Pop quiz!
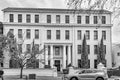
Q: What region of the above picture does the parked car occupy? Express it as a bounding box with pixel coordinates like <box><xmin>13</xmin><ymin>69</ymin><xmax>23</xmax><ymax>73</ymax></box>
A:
<box><xmin>107</xmin><ymin>66</ymin><xmax>120</xmax><ymax>78</ymax></box>
<box><xmin>64</xmin><ymin>69</ymin><xmax>108</xmax><ymax>80</ymax></box>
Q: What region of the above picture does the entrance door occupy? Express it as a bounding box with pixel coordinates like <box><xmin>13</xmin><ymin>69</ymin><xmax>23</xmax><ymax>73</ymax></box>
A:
<box><xmin>54</xmin><ymin>60</ymin><xmax>60</xmax><ymax>71</ymax></box>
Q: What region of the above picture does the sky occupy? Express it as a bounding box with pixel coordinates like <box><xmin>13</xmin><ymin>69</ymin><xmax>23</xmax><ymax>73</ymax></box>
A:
<box><xmin>0</xmin><ymin>0</ymin><xmax>119</xmax><ymax>44</ymax></box>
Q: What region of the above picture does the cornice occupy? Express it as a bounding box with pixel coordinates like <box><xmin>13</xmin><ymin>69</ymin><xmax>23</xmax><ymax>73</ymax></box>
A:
<box><xmin>3</xmin><ymin>22</ymin><xmax>113</xmax><ymax>27</ymax></box>
<box><xmin>2</xmin><ymin>7</ymin><xmax>112</xmax><ymax>14</ymax></box>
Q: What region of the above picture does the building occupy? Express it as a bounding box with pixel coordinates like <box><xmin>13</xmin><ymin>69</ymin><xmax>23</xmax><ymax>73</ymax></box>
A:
<box><xmin>112</xmin><ymin>43</ymin><xmax>120</xmax><ymax>67</ymax></box>
<box><xmin>2</xmin><ymin>7</ymin><xmax>112</xmax><ymax>71</ymax></box>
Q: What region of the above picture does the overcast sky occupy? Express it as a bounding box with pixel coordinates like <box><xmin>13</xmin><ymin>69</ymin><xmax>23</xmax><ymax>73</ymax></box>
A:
<box><xmin>0</xmin><ymin>0</ymin><xmax>119</xmax><ymax>44</ymax></box>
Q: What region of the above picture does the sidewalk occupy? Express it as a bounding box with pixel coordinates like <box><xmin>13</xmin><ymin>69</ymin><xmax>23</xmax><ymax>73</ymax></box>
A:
<box><xmin>3</xmin><ymin>75</ymin><xmax>62</xmax><ymax>80</ymax></box>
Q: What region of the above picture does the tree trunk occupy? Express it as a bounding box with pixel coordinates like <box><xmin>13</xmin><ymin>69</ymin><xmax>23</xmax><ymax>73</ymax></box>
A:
<box><xmin>20</xmin><ymin>67</ymin><xmax>23</xmax><ymax>78</ymax></box>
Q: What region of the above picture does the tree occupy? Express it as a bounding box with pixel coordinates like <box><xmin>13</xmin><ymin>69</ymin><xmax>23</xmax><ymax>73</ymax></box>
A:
<box><xmin>97</xmin><ymin>36</ymin><xmax>106</xmax><ymax>66</ymax></box>
<box><xmin>81</xmin><ymin>34</ymin><xmax>89</xmax><ymax>68</ymax></box>
<box><xmin>6</xmin><ymin>30</ymin><xmax>45</xmax><ymax>78</ymax></box>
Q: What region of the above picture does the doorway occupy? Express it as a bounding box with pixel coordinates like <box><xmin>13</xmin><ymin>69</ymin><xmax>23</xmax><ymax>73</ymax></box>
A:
<box><xmin>54</xmin><ymin>60</ymin><xmax>61</xmax><ymax>71</ymax></box>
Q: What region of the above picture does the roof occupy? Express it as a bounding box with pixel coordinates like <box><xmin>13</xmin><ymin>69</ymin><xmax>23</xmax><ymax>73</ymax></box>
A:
<box><xmin>2</xmin><ymin>7</ymin><xmax>112</xmax><ymax>14</ymax></box>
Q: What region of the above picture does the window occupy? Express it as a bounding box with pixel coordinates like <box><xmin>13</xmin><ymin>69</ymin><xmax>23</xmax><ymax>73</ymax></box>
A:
<box><xmin>65</xmin><ymin>30</ymin><xmax>69</xmax><ymax>40</ymax></box>
<box><xmin>26</xmin><ymin>44</ymin><xmax>31</xmax><ymax>53</ymax></box>
<box><xmin>18</xmin><ymin>44</ymin><xmax>22</xmax><ymax>53</ymax></box>
<box><xmin>102</xmin><ymin>16</ymin><xmax>106</xmax><ymax>24</ymax></box>
<box><xmin>55</xmin><ymin>47</ymin><xmax>60</xmax><ymax>56</ymax></box>
<box><xmin>35</xmin><ymin>15</ymin><xmax>39</xmax><ymax>23</ymax></box>
<box><xmin>87</xmin><ymin>45</ymin><xmax>90</xmax><ymax>54</ymax></box>
<box><xmin>88</xmin><ymin>59</ymin><xmax>90</xmax><ymax>68</ymax></box>
<box><xmin>94</xmin><ymin>31</ymin><xmax>98</xmax><ymax>40</ymax></box>
<box><xmin>103</xmin><ymin>45</ymin><xmax>106</xmax><ymax>54</ymax></box>
<box><xmin>86</xmin><ymin>30</ymin><xmax>90</xmax><ymax>40</ymax></box>
<box><xmin>35</xmin><ymin>29</ymin><xmax>39</xmax><ymax>39</ymax></box>
<box><xmin>48</xmin><ymin>46</ymin><xmax>50</xmax><ymax>55</ymax></box>
<box><xmin>94</xmin><ymin>16</ymin><xmax>98</xmax><ymax>24</ymax></box>
<box><xmin>34</xmin><ymin>44</ymin><xmax>39</xmax><ymax>54</ymax></box>
<box><xmin>47</xmin><ymin>15</ymin><xmax>51</xmax><ymax>23</ymax></box>
<box><xmin>18</xmin><ymin>14</ymin><xmax>22</xmax><ymax>23</ymax></box>
<box><xmin>94</xmin><ymin>45</ymin><xmax>98</xmax><ymax>54</ymax></box>
<box><xmin>26</xmin><ymin>14</ymin><xmax>31</xmax><ymax>23</ymax></box>
<box><xmin>94</xmin><ymin>59</ymin><xmax>97</xmax><ymax>68</ymax></box>
<box><xmin>65</xmin><ymin>15</ymin><xmax>70</xmax><ymax>23</ymax></box>
<box><xmin>77</xmin><ymin>15</ymin><xmax>81</xmax><ymax>24</ymax></box>
<box><xmin>78</xmin><ymin>59</ymin><xmax>81</xmax><ymax>68</ymax></box>
<box><xmin>56</xmin><ymin>15</ymin><xmax>60</xmax><ymax>23</ymax></box>
<box><xmin>47</xmin><ymin>30</ymin><xmax>51</xmax><ymax>39</ymax></box>
<box><xmin>9</xmin><ymin>14</ymin><xmax>14</xmax><ymax>22</ymax></box>
<box><xmin>9</xmin><ymin>29</ymin><xmax>14</xmax><ymax>34</ymax></box>
<box><xmin>26</xmin><ymin>59</ymin><xmax>39</xmax><ymax>68</ymax></box>
<box><xmin>56</xmin><ymin>30</ymin><xmax>60</xmax><ymax>40</ymax></box>
<box><xmin>86</xmin><ymin>16</ymin><xmax>89</xmax><ymax>24</ymax></box>
<box><xmin>77</xmin><ymin>30</ymin><xmax>82</xmax><ymax>40</ymax></box>
<box><xmin>117</xmin><ymin>52</ymin><xmax>120</xmax><ymax>56</ymax></box>
<box><xmin>48</xmin><ymin>60</ymin><xmax>50</xmax><ymax>66</ymax></box>
<box><xmin>102</xmin><ymin>31</ymin><xmax>106</xmax><ymax>40</ymax></box>
<box><xmin>26</xmin><ymin>29</ymin><xmax>31</xmax><ymax>39</ymax></box>
<box><xmin>78</xmin><ymin>45</ymin><xmax>82</xmax><ymax>54</ymax></box>
<box><xmin>18</xmin><ymin>29</ymin><xmax>22</xmax><ymax>38</ymax></box>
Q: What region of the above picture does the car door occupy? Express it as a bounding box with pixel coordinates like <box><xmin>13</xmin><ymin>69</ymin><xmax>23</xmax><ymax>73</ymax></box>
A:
<box><xmin>78</xmin><ymin>70</ymin><xmax>96</xmax><ymax>80</ymax></box>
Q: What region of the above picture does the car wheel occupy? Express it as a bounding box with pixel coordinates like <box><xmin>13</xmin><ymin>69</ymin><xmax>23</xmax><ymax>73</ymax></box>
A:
<box><xmin>96</xmin><ymin>77</ymin><xmax>104</xmax><ymax>80</ymax></box>
<box><xmin>70</xmin><ymin>77</ymin><xmax>78</xmax><ymax>80</ymax></box>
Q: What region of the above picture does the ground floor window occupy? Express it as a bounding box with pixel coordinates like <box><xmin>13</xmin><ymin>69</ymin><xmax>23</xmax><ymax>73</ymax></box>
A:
<box><xmin>78</xmin><ymin>59</ymin><xmax>81</xmax><ymax>68</ymax></box>
<box><xmin>26</xmin><ymin>59</ymin><xmax>39</xmax><ymax>68</ymax></box>
<box><xmin>9</xmin><ymin>59</ymin><xmax>20</xmax><ymax>68</ymax></box>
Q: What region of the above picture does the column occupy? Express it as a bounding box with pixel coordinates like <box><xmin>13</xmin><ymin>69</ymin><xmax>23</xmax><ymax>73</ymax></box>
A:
<box><xmin>50</xmin><ymin>45</ymin><xmax>54</xmax><ymax>68</ymax></box>
<box><xmin>45</xmin><ymin>45</ymin><xmax>48</xmax><ymax>65</ymax></box>
<box><xmin>63</xmin><ymin>45</ymin><xmax>66</xmax><ymax>69</ymax></box>
<box><xmin>68</xmin><ymin>45</ymin><xmax>71</xmax><ymax>65</ymax></box>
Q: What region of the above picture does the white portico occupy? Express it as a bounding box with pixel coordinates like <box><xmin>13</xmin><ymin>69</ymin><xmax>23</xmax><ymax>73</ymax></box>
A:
<box><xmin>44</xmin><ymin>43</ymin><xmax>72</xmax><ymax>71</ymax></box>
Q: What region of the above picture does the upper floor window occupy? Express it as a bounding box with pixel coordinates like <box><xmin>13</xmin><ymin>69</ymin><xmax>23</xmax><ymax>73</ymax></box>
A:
<box><xmin>26</xmin><ymin>29</ymin><xmax>31</xmax><ymax>39</ymax></box>
<box><xmin>56</xmin><ymin>15</ymin><xmax>60</xmax><ymax>23</ymax></box>
<box><xmin>18</xmin><ymin>29</ymin><xmax>22</xmax><ymax>38</ymax></box>
<box><xmin>102</xmin><ymin>31</ymin><xmax>106</xmax><ymax>40</ymax></box>
<box><xmin>26</xmin><ymin>14</ymin><xmax>31</xmax><ymax>23</ymax></box>
<box><xmin>86</xmin><ymin>16</ymin><xmax>89</xmax><ymax>24</ymax></box>
<box><xmin>94</xmin><ymin>30</ymin><xmax>98</xmax><ymax>40</ymax></box>
<box><xmin>102</xmin><ymin>16</ymin><xmax>106</xmax><ymax>24</ymax></box>
<box><xmin>86</xmin><ymin>30</ymin><xmax>90</xmax><ymax>40</ymax></box>
<box><xmin>9</xmin><ymin>14</ymin><xmax>14</xmax><ymax>22</ymax></box>
<box><xmin>35</xmin><ymin>15</ymin><xmax>39</xmax><ymax>23</ymax></box>
<box><xmin>18</xmin><ymin>14</ymin><xmax>22</xmax><ymax>23</ymax></box>
<box><xmin>77</xmin><ymin>30</ymin><xmax>82</xmax><ymax>40</ymax></box>
<box><xmin>77</xmin><ymin>15</ymin><xmax>81</xmax><ymax>24</ymax></box>
<box><xmin>65</xmin><ymin>15</ymin><xmax>70</xmax><ymax>23</ymax></box>
<box><xmin>47</xmin><ymin>30</ymin><xmax>51</xmax><ymax>40</ymax></box>
<box><xmin>94</xmin><ymin>16</ymin><xmax>98</xmax><ymax>24</ymax></box>
<box><xmin>78</xmin><ymin>45</ymin><xmax>82</xmax><ymax>54</ymax></box>
<box><xmin>35</xmin><ymin>29</ymin><xmax>39</xmax><ymax>39</ymax></box>
<box><xmin>56</xmin><ymin>30</ymin><xmax>60</xmax><ymax>40</ymax></box>
<box><xmin>65</xmin><ymin>30</ymin><xmax>69</xmax><ymax>40</ymax></box>
<box><xmin>47</xmin><ymin>15</ymin><xmax>51</xmax><ymax>23</ymax></box>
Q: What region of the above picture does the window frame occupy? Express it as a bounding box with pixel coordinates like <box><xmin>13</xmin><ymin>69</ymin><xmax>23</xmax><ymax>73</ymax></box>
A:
<box><xmin>35</xmin><ymin>29</ymin><xmax>39</xmax><ymax>39</ymax></box>
<box><xmin>65</xmin><ymin>30</ymin><xmax>70</xmax><ymax>40</ymax></box>
<box><xmin>9</xmin><ymin>14</ymin><xmax>14</xmax><ymax>22</ymax></box>
<box><xmin>26</xmin><ymin>14</ymin><xmax>31</xmax><ymax>23</ymax></box>
<box><xmin>18</xmin><ymin>14</ymin><xmax>22</xmax><ymax>23</ymax></box>
<box><xmin>26</xmin><ymin>29</ymin><xmax>31</xmax><ymax>39</ymax></box>
<box><xmin>56</xmin><ymin>30</ymin><xmax>60</xmax><ymax>40</ymax></box>
<box><xmin>47</xmin><ymin>15</ymin><xmax>51</xmax><ymax>23</ymax></box>
<box><xmin>65</xmin><ymin>15</ymin><xmax>70</xmax><ymax>23</ymax></box>
<box><xmin>35</xmin><ymin>15</ymin><xmax>39</xmax><ymax>23</ymax></box>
